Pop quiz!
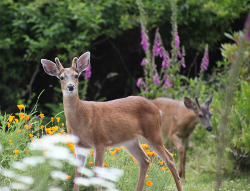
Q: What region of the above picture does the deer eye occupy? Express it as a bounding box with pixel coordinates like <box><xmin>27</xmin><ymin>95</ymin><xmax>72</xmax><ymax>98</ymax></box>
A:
<box><xmin>198</xmin><ymin>114</ymin><xmax>203</xmax><ymax>118</ymax></box>
<box><xmin>60</xmin><ymin>76</ymin><xmax>64</xmax><ymax>80</ymax></box>
<box><xmin>75</xmin><ymin>74</ymin><xmax>79</xmax><ymax>79</ymax></box>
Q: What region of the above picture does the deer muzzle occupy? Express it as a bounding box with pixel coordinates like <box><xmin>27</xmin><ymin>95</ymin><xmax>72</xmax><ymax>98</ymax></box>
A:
<box><xmin>67</xmin><ymin>84</ymin><xmax>75</xmax><ymax>92</ymax></box>
<box><xmin>206</xmin><ymin>126</ymin><xmax>212</xmax><ymax>132</ymax></box>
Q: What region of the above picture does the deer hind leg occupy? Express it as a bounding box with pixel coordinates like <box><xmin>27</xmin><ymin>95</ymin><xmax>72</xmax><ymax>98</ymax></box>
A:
<box><xmin>124</xmin><ymin>139</ymin><xmax>150</xmax><ymax>191</ymax></box>
<box><xmin>73</xmin><ymin>146</ymin><xmax>87</xmax><ymax>191</ymax></box>
<box><xmin>169</xmin><ymin>134</ymin><xmax>185</xmax><ymax>179</ymax></box>
<box><xmin>146</xmin><ymin>137</ymin><xmax>183</xmax><ymax>191</ymax></box>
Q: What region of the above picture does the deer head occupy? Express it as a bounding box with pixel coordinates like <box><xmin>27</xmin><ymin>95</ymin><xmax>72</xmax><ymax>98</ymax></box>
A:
<box><xmin>41</xmin><ymin>52</ymin><xmax>90</xmax><ymax>96</ymax></box>
<box><xmin>184</xmin><ymin>93</ymin><xmax>214</xmax><ymax>132</ymax></box>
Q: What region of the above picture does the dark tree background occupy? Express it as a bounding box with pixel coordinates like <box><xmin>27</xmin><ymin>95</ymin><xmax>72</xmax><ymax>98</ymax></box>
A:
<box><xmin>0</xmin><ymin>0</ymin><xmax>248</xmax><ymax>114</ymax></box>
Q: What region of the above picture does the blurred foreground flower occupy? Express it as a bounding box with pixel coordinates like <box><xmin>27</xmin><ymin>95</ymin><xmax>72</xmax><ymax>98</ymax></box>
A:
<box><xmin>0</xmin><ymin>135</ymin><xmax>123</xmax><ymax>191</ymax></box>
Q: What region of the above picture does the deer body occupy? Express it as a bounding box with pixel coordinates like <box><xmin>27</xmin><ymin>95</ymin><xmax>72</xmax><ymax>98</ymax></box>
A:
<box><xmin>64</xmin><ymin>95</ymin><xmax>161</xmax><ymax>148</ymax></box>
<box><xmin>41</xmin><ymin>52</ymin><xmax>183</xmax><ymax>191</ymax></box>
<box><xmin>152</xmin><ymin>95</ymin><xmax>213</xmax><ymax>179</ymax></box>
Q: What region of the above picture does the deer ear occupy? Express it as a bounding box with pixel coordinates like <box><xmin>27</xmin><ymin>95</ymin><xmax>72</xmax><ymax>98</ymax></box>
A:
<box><xmin>76</xmin><ymin>52</ymin><xmax>90</xmax><ymax>74</ymax></box>
<box><xmin>184</xmin><ymin>97</ymin><xmax>197</xmax><ymax>110</ymax></box>
<box><xmin>204</xmin><ymin>93</ymin><xmax>214</xmax><ymax>108</ymax></box>
<box><xmin>41</xmin><ymin>59</ymin><xmax>60</xmax><ymax>77</ymax></box>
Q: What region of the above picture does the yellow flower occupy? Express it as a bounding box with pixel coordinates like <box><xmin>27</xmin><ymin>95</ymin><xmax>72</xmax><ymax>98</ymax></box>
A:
<box><xmin>146</xmin><ymin>180</ymin><xmax>153</xmax><ymax>187</ymax></box>
<box><xmin>40</xmin><ymin>113</ymin><xmax>44</xmax><ymax>118</ymax></box>
<box><xmin>146</xmin><ymin>174</ymin><xmax>149</xmax><ymax>178</ymax></box>
<box><xmin>51</xmin><ymin>117</ymin><xmax>54</xmax><ymax>122</ymax></box>
<box><xmin>29</xmin><ymin>134</ymin><xmax>34</xmax><ymax>138</ymax></box>
<box><xmin>13</xmin><ymin>150</ymin><xmax>19</xmax><ymax>154</ymax></box>
<box><xmin>103</xmin><ymin>162</ymin><xmax>107</xmax><ymax>167</ymax></box>
<box><xmin>7</xmin><ymin>122</ymin><xmax>10</xmax><ymax>127</ymax></box>
<box><xmin>52</xmin><ymin>126</ymin><xmax>58</xmax><ymax>132</ymax></box>
<box><xmin>18</xmin><ymin>129</ymin><xmax>21</xmax><ymax>134</ymax></box>
<box><xmin>168</xmin><ymin>169</ymin><xmax>172</xmax><ymax>174</ymax></box>
<box><xmin>141</xmin><ymin>143</ymin><xmax>148</xmax><ymax>149</ymax></box>
<box><xmin>9</xmin><ymin>116</ymin><xmax>15</xmax><ymax>123</ymax></box>
<box><xmin>114</xmin><ymin>147</ymin><xmax>120</xmax><ymax>153</ymax></box>
<box><xmin>19</xmin><ymin>113</ymin><xmax>25</xmax><ymax>120</ymax></box>
<box><xmin>15</xmin><ymin>119</ymin><xmax>19</xmax><ymax>123</ymax></box>
<box><xmin>8</xmin><ymin>140</ymin><xmax>12</xmax><ymax>143</ymax></box>
<box><xmin>66</xmin><ymin>175</ymin><xmax>71</xmax><ymax>180</ymax></box>
<box><xmin>149</xmin><ymin>163</ymin><xmax>152</xmax><ymax>166</ymax></box>
<box><xmin>91</xmin><ymin>152</ymin><xmax>94</xmax><ymax>157</ymax></box>
<box><xmin>161</xmin><ymin>167</ymin><xmax>166</xmax><ymax>171</ymax></box>
<box><xmin>56</xmin><ymin>117</ymin><xmax>60</xmax><ymax>122</ymax></box>
<box><xmin>17</xmin><ymin>104</ymin><xmax>24</xmax><ymax>111</ymax></box>
<box><xmin>62</xmin><ymin>123</ymin><xmax>65</xmax><ymax>127</ymax></box>
<box><xmin>89</xmin><ymin>161</ymin><xmax>93</xmax><ymax>165</ymax></box>
<box><xmin>171</xmin><ymin>153</ymin><xmax>174</xmax><ymax>156</ymax></box>
<box><xmin>48</xmin><ymin>130</ymin><xmax>54</xmax><ymax>135</ymax></box>
<box><xmin>159</xmin><ymin>161</ymin><xmax>164</xmax><ymax>165</ymax></box>
<box><xmin>45</xmin><ymin>128</ymin><xmax>51</xmax><ymax>133</ymax></box>
<box><xmin>41</xmin><ymin>125</ymin><xmax>44</xmax><ymax>129</ymax></box>
<box><xmin>109</xmin><ymin>151</ymin><xmax>116</xmax><ymax>155</ymax></box>
<box><xmin>25</xmin><ymin>115</ymin><xmax>29</xmax><ymax>121</ymax></box>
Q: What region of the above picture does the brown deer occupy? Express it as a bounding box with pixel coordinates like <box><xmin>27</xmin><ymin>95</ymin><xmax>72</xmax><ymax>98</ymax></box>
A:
<box><xmin>152</xmin><ymin>94</ymin><xmax>214</xmax><ymax>179</ymax></box>
<box><xmin>41</xmin><ymin>52</ymin><xmax>183</xmax><ymax>191</ymax></box>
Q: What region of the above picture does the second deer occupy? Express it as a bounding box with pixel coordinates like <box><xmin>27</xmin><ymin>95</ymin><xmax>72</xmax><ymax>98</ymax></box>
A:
<box><xmin>41</xmin><ymin>52</ymin><xmax>183</xmax><ymax>191</ymax></box>
<box><xmin>152</xmin><ymin>94</ymin><xmax>214</xmax><ymax>179</ymax></box>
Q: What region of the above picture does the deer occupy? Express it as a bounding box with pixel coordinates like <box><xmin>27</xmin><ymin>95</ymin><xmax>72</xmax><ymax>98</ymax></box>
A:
<box><xmin>152</xmin><ymin>94</ymin><xmax>214</xmax><ymax>179</ymax></box>
<box><xmin>41</xmin><ymin>51</ymin><xmax>183</xmax><ymax>191</ymax></box>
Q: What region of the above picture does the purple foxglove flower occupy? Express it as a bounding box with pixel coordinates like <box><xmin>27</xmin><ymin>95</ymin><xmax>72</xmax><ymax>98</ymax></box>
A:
<box><xmin>153</xmin><ymin>71</ymin><xmax>161</xmax><ymax>85</ymax></box>
<box><xmin>152</xmin><ymin>31</ymin><xmax>162</xmax><ymax>57</ymax></box>
<box><xmin>141</xmin><ymin>58</ymin><xmax>148</xmax><ymax>66</ymax></box>
<box><xmin>162</xmin><ymin>53</ymin><xmax>170</xmax><ymax>68</ymax></box>
<box><xmin>181</xmin><ymin>46</ymin><xmax>186</xmax><ymax>68</ymax></box>
<box><xmin>141</xmin><ymin>24</ymin><xmax>149</xmax><ymax>52</ymax></box>
<box><xmin>85</xmin><ymin>64</ymin><xmax>91</xmax><ymax>79</ymax></box>
<box><xmin>144</xmin><ymin>88</ymin><xmax>148</xmax><ymax>93</ymax></box>
<box><xmin>244</xmin><ymin>15</ymin><xmax>250</xmax><ymax>41</ymax></box>
<box><xmin>174</xmin><ymin>26</ymin><xmax>182</xmax><ymax>58</ymax></box>
<box><xmin>136</xmin><ymin>78</ymin><xmax>146</xmax><ymax>87</ymax></box>
<box><xmin>163</xmin><ymin>74</ymin><xmax>172</xmax><ymax>87</ymax></box>
<box><xmin>200</xmin><ymin>45</ymin><xmax>209</xmax><ymax>71</ymax></box>
<box><xmin>181</xmin><ymin>57</ymin><xmax>186</xmax><ymax>68</ymax></box>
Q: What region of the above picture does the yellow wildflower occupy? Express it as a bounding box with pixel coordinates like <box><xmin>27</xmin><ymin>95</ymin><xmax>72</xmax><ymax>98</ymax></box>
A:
<box><xmin>8</xmin><ymin>140</ymin><xmax>12</xmax><ymax>143</ymax></box>
<box><xmin>109</xmin><ymin>151</ymin><xmax>116</xmax><ymax>155</ymax></box>
<box><xmin>17</xmin><ymin>104</ymin><xmax>24</xmax><ymax>111</ymax></box>
<box><xmin>9</xmin><ymin>116</ymin><xmax>15</xmax><ymax>123</ymax></box>
<box><xmin>18</xmin><ymin>129</ymin><xmax>21</xmax><ymax>134</ymax></box>
<box><xmin>146</xmin><ymin>181</ymin><xmax>153</xmax><ymax>187</ymax></box>
<box><xmin>56</xmin><ymin>117</ymin><xmax>60</xmax><ymax>122</ymax></box>
<box><xmin>29</xmin><ymin>134</ymin><xmax>34</xmax><ymax>138</ymax></box>
<box><xmin>40</xmin><ymin>113</ymin><xmax>44</xmax><ymax>118</ymax></box>
<box><xmin>62</xmin><ymin>123</ymin><xmax>64</xmax><ymax>127</ymax></box>
<box><xmin>15</xmin><ymin>119</ymin><xmax>19</xmax><ymax>123</ymax></box>
<box><xmin>25</xmin><ymin>115</ymin><xmax>29</xmax><ymax>121</ymax></box>
<box><xmin>52</xmin><ymin>126</ymin><xmax>58</xmax><ymax>132</ymax></box>
<box><xmin>13</xmin><ymin>150</ymin><xmax>19</xmax><ymax>154</ymax></box>
<box><xmin>41</xmin><ymin>125</ymin><xmax>44</xmax><ymax>129</ymax></box>
<box><xmin>51</xmin><ymin>117</ymin><xmax>54</xmax><ymax>122</ymax></box>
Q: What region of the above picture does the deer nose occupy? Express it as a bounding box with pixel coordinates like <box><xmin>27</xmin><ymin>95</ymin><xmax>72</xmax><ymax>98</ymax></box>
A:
<box><xmin>67</xmin><ymin>84</ymin><xmax>75</xmax><ymax>92</ymax></box>
<box><xmin>206</xmin><ymin>126</ymin><xmax>212</xmax><ymax>132</ymax></box>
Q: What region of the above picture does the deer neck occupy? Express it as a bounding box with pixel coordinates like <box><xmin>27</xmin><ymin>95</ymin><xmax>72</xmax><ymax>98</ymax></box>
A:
<box><xmin>63</xmin><ymin>92</ymin><xmax>81</xmax><ymax>116</ymax></box>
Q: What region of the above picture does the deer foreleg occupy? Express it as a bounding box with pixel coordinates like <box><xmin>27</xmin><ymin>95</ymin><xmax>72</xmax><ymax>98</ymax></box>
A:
<box><xmin>73</xmin><ymin>146</ymin><xmax>87</xmax><ymax>191</ymax></box>
<box><xmin>94</xmin><ymin>145</ymin><xmax>105</xmax><ymax>191</ymax></box>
